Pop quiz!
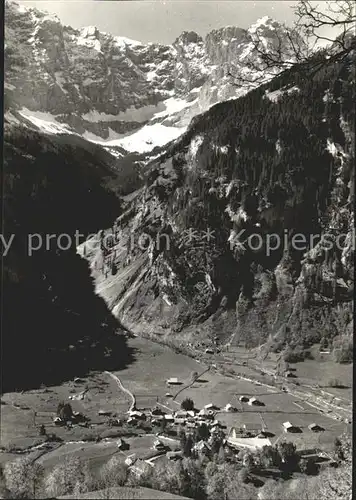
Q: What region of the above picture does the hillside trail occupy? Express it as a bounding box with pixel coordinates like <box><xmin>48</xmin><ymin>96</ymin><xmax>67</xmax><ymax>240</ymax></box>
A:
<box><xmin>104</xmin><ymin>371</ymin><xmax>136</xmax><ymax>412</ymax></box>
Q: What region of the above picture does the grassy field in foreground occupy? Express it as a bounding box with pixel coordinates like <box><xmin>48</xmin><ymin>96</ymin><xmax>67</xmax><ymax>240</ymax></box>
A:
<box><xmin>0</xmin><ymin>371</ymin><xmax>131</xmax><ymax>451</ymax></box>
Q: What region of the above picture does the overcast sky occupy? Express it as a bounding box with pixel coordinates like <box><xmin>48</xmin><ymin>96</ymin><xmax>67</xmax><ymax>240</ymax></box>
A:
<box><xmin>17</xmin><ymin>1</ymin><xmax>340</xmax><ymax>45</ymax></box>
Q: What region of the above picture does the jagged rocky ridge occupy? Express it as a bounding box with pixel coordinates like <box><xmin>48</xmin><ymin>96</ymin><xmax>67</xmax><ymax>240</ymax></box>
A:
<box><xmin>85</xmin><ymin>49</ymin><xmax>354</xmax><ymax>350</ymax></box>
<box><xmin>5</xmin><ymin>0</ymin><xmax>302</xmax><ymax>150</ymax></box>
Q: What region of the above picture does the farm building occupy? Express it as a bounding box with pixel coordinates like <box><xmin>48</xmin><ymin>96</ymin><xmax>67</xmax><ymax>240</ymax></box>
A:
<box><xmin>153</xmin><ymin>439</ymin><xmax>166</xmax><ymax>451</ymax></box>
<box><xmin>308</xmin><ymin>423</ymin><xmax>325</xmax><ymax>432</ymax></box>
<box><xmin>205</xmin><ymin>348</ymin><xmax>214</xmax><ymax>354</ymax></box>
<box><xmin>174</xmin><ymin>417</ymin><xmax>186</xmax><ymax>425</ymax></box>
<box><xmin>194</xmin><ymin>440</ymin><xmax>211</xmax><ymax>454</ymax></box>
<box><xmin>175</xmin><ymin>410</ymin><xmax>188</xmax><ymax>418</ymax></box>
<box><xmin>248</xmin><ymin>397</ymin><xmax>264</xmax><ymax>406</ymax></box>
<box><xmin>167</xmin><ymin>377</ymin><xmax>180</xmax><ymax>385</ymax></box>
<box><xmin>130</xmin><ymin>460</ymin><xmax>152</xmax><ymax>478</ymax></box>
<box><xmin>129</xmin><ymin>410</ymin><xmax>145</xmax><ymax>420</ymax></box>
<box><xmin>151</xmin><ymin>407</ymin><xmax>165</xmax><ymax>416</ymax></box>
<box><xmin>283</xmin><ymin>421</ymin><xmax>301</xmax><ymax>433</ymax></box>
<box><xmin>227</xmin><ymin>430</ymin><xmax>272</xmax><ymax>450</ymax></box>
<box><xmin>239</xmin><ymin>396</ymin><xmax>249</xmax><ymax>403</ymax></box>
<box><xmin>151</xmin><ymin>415</ymin><xmax>164</xmax><ymax>424</ymax></box>
<box><xmin>284</xmin><ymin>371</ymin><xmax>295</xmax><ymax>378</ymax></box>
<box><xmin>167</xmin><ymin>450</ymin><xmax>183</xmax><ymax>460</ymax></box>
<box><xmin>98</xmin><ymin>410</ymin><xmax>111</xmax><ymax>416</ymax></box>
<box><xmin>224</xmin><ymin>403</ymin><xmax>236</xmax><ymax>412</ymax></box>
<box><xmin>125</xmin><ymin>454</ymin><xmax>137</xmax><ymax>467</ymax></box>
<box><xmin>117</xmin><ymin>438</ymin><xmax>129</xmax><ymax>450</ymax></box>
<box><xmin>204</xmin><ymin>403</ymin><xmax>215</xmax><ymax>410</ymax></box>
<box><xmin>257</xmin><ymin>430</ymin><xmax>272</xmax><ymax>438</ymax></box>
<box><xmin>165</xmin><ymin>393</ymin><xmax>173</xmax><ymax>398</ymax></box>
<box><xmin>242</xmin><ymin>423</ymin><xmax>263</xmax><ymax>436</ymax></box>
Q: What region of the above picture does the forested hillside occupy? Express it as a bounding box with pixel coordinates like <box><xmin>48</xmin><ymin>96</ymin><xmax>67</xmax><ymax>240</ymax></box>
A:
<box><xmin>91</xmin><ymin>47</ymin><xmax>354</xmax><ymax>356</ymax></box>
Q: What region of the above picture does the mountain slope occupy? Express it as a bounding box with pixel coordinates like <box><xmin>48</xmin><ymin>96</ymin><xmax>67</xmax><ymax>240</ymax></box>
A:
<box><xmin>5</xmin><ymin>1</ymin><xmax>302</xmax><ymax>153</ymax></box>
<box><xmin>84</xmin><ymin>48</ymin><xmax>354</xmax><ymax>353</ymax></box>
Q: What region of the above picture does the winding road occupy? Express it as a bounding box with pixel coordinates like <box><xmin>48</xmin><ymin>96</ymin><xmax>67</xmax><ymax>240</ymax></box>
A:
<box><xmin>104</xmin><ymin>371</ymin><xmax>136</xmax><ymax>413</ymax></box>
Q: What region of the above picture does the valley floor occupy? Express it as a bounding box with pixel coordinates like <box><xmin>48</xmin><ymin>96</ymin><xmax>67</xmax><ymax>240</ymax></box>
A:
<box><xmin>0</xmin><ymin>337</ymin><xmax>351</xmax><ymax>478</ymax></box>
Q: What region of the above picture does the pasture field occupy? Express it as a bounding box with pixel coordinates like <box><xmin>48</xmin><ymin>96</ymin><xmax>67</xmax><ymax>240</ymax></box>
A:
<box><xmin>0</xmin><ymin>371</ymin><xmax>132</xmax><ymax>451</ymax></box>
<box><xmin>170</xmin><ymin>371</ymin><xmax>349</xmax><ymax>452</ymax></box>
<box><xmin>114</xmin><ymin>338</ymin><xmax>350</xmax><ymax>454</ymax></box>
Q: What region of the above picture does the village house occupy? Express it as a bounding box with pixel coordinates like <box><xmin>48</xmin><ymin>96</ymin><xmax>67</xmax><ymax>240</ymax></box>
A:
<box><xmin>283</xmin><ymin>421</ymin><xmax>301</xmax><ymax>433</ymax></box>
<box><xmin>125</xmin><ymin>454</ymin><xmax>137</xmax><ymax>467</ymax></box>
<box><xmin>117</xmin><ymin>438</ymin><xmax>129</xmax><ymax>451</ymax></box>
<box><xmin>166</xmin><ymin>377</ymin><xmax>180</xmax><ymax>386</ymax></box>
<box><xmin>151</xmin><ymin>407</ymin><xmax>165</xmax><ymax>416</ymax></box>
<box><xmin>129</xmin><ymin>410</ymin><xmax>145</xmax><ymax>420</ymax></box>
<box><xmin>167</xmin><ymin>450</ymin><xmax>183</xmax><ymax>460</ymax></box>
<box><xmin>239</xmin><ymin>395</ymin><xmax>249</xmax><ymax>403</ymax></box>
<box><xmin>194</xmin><ymin>440</ymin><xmax>211</xmax><ymax>455</ymax></box>
<box><xmin>204</xmin><ymin>403</ymin><xmax>217</xmax><ymax>410</ymax></box>
<box><xmin>242</xmin><ymin>423</ymin><xmax>263</xmax><ymax>436</ymax></box>
<box><xmin>98</xmin><ymin>409</ymin><xmax>112</xmax><ymax>416</ymax></box>
<box><xmin>174</xmin><ymin>417</ymin><xmax>186</xmax><ymax>426</ymax></box>
<box><xmin>175</xmin><ymin>410</ymin><xmax>188</xmax><ymax>419</ymax></box>
<box><xmin>227</xmin><ymin>428</ymin><xmax>272</xmax><ymax>451</ymax></box>
<box><xmin>248</xmin><ymin>397</ymin><xmax>264</xmax><ymax>406</ymax></box>
<box><xmin>153</xmin><ymin>439</ymin><xmax>166</xmax><ymax>451</ymax></box>
<box><xmin>151</xmin><ymin>415</ymin><xmax>164</xmax><ymax>423</ymax></box>
<box><xmin>308</xmin><ymin>423</ymin><xmax>325</xmax><ymax>432</ymax></box>
<box><xmin>224</xmin><ymin>403</ymin><xmax>236</xmax><ymax>412</ymax></box>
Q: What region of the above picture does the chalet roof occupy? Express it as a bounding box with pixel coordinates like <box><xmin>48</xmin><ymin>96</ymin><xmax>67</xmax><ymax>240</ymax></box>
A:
<box><xmin>194</xmin><ymin>440</ymin><xmax>211</xmax><ymax>451</ymax></box>
<box><xmin>167</xmin><ymin>377</ymin><xmax>179</xmax><ymax>384</ymax></box>
<box><xmin>243</xmin><ymin>423</ymin><xmax>262</xmax><ymax>430</ymax></box>
<box><xmin>130</xmin><ymin>410</ymin><xmax>144</xmax><ymax>418</ymax></box>
<box><xmin>227</xmin><ymin>436</ymin><xmax>272</xmax><ymax>450</ymax></box>
<box><xmin>283</xmin><ymin>421</ymin><xmax>293</xmax><ymax>428</ymax></box>
<box><xmin>175</xmin><ymin>410</ymin><xmax>188</xmax><ymax>418</ymax></box>
<box><xmin>167</xmin><ymin>451</ymin><xmax>183</xmax><ymax>460</ymax></box>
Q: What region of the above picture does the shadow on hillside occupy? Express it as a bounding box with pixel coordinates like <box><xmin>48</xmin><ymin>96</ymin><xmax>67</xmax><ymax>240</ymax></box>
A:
<box><xmin>2</xmin><ymin>252</ymin><xmax>136</xmax><ymax>393</ymax></box>
<box><xmin>2</xmin><ymin>124</ymin><xmax>138</xmax><ymax>393</ymax></box>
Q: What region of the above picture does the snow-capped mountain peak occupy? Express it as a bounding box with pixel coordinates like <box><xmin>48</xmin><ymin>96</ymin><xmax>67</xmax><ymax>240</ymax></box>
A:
<box><xmin>5</xmin><ymin>0</ymin><xmax>303</xmax><ymax>154</ymax></box>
